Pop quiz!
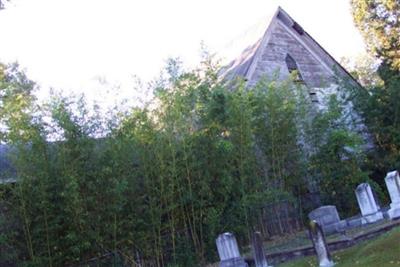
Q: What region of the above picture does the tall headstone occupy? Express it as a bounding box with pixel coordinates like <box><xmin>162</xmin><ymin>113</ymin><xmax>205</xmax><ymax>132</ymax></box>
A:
<box><xmin>385</xmin><ymin>170</ymin><xmax>400</xmax><ymax>219</ymax></box>
<box><xmin>308</xmin><ymin>206</ymin><xmax>347</xmax><ymax>234</ymax></box>
<box><xmin>216</xmin><ymin>232</ymin><xmax>248</xmax><ymax>267</ymax></box>
<box><xmin>309</xmin><ymin>220</ymin><xmax>335</xmax><ymax>267</ymax></box>
<box><xmin>251</xmin><ymin>232</ymin><xmax>272</xmax><ymax>267</ymax></box>
<box><xmin>355</xmin><ymin>183</ymin><xmax>383</xmax><ymax>224</ymax></box>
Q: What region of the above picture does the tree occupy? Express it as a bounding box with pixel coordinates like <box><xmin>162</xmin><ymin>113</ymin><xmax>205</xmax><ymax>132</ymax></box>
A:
<box><xmin>351</xmin><ymin>0</ymin><xmax>400</xmax><ymax>71</ymax></box>
<box><xmin>308</xmin><ymin>94</ymin><xmax>373</xmax><ymax>215</ymax></box>
<box><xmin>350</xmin><ymin>0</ymin><xmax>400</xmax><ymax>173</ymax></box>
<box><xmin>340</xmin><ymin>54</ymin><xmax>383</xmax><ymax>88</ymax></box>
<box><xmin>0</xmin><ymin>63</ymin><xmax>38</xmax><ymax>143</ymax></box>
<box><xmin>0</xmin><ymin>58</ymin><xmax>369</xmax><ymax>266</ymax></box>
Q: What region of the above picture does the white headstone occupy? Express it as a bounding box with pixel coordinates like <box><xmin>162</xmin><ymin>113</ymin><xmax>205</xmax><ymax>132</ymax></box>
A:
<box><xmin>355</xmin><ymin>183</ymin><xmax>383</xmax><ymax>224</ymax></box>
<box><xmin>385</xmin><ymin>170</ymin><xmax>400</xmax><ymax>219</ymax></box>
<box><xmin>216</xmin><ymin>233</ymin><xmax>248</xmax><ymax>267</ymax></box>
<box><xmin>309</xmin><ymin>220</ymin><xmax>335</xmax><ymax>267</ymax></box>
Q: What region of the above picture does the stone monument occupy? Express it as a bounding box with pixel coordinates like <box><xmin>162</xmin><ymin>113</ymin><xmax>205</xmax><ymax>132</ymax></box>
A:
<box><xmin>251</xmin><ymin>232</ymin><xmax>272</xmax><ymax>267</ymax></box>
<box><xmin>308</xmin><ymin>205</ymin><xmax>347</xmax><ymax>234</ymax></box>
<box><xmin>309</xmin><ymin>220</ymin><xmax>335</xmax><ymax>267</ymax></box>
<box><xmin>355</xmin><ymin>183</ymin><xmax>383</xmax><ymax>224</ymax></box>
<box><xmin>216</xmin><ymin>232</ymin><xmax>248</xmax><ymax>267</ymax></box>
<box><xmin>385</xmin><ymin>170</ymin><xmax>400</xmax><ymax>219</ymax></box>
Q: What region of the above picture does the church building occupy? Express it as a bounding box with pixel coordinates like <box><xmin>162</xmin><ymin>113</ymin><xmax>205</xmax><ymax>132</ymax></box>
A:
<box><xmin>221</xmin><ymin>7</ymin><xmax>361</xmax><ymax>106</ymax></box>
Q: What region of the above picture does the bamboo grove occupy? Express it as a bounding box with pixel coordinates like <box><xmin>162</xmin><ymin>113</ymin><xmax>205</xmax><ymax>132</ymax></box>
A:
<box><xmin>0</xmin><ymin>60</ymin><xmax>376</xmax><ymax>266</ymax></box>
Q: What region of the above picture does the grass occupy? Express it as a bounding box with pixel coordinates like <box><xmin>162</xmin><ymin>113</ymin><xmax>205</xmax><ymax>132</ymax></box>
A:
<box><xmin>279</xmin><ymin>226</ymin><xmax>400</xmax><ymax>267</ymax></box>
<box><xmin>258</xmin><ymin>231</ymin><xmax>311</xmax><ymax>254</ymax></box>
<box><xmin>244</xmin><ymin>220</ymin><xmax>393</xmax><ymax>256</ymax></box>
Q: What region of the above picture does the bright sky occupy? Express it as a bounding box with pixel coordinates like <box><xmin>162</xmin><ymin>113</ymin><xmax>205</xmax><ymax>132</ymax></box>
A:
<box><xmin>0</xmin><ymin>0</ymin><xmax>366</xmax><ymax>107</ymax></box>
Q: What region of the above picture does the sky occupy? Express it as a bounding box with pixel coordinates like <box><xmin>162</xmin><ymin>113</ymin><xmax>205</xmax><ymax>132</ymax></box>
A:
<box><xmin>0</xmin><ymin>0</ymin><xmax>367</xmax><ymax>107</ymax></box>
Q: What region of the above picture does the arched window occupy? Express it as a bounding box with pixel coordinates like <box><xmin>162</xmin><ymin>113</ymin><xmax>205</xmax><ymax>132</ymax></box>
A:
<box><xmin>285</xmin><ymin>54</ymin><xmax>304</xmax><ymax>83</ymax></box>
<box><xmin>285</xmin><ymin>54</ymin><xmax>318</xmax><ymax>102</ymax></box>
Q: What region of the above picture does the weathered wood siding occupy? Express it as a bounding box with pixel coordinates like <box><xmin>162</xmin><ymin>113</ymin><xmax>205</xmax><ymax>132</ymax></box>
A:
<box><xmin>248</xmin><ymin>22</ymin><xmax>335</xmax><ymax>88</ymax></box>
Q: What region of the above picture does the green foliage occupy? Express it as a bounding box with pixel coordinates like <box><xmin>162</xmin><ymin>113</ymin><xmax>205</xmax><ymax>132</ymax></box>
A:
<box><xmin>349</xmin><ymin>0</ymin><xmax>400</xmax><ymax>198</ymax></box>
<box><xmin>306</xmin><ymin>92</ymin><xmax>373</xmax><ymax>215</ymax></box>
<box><xmin>349</xmin><ymin>64</ymin><xmax>400</xmax><ymax>173</ymax></box>
<box><xmin>0</xmin><ymin>63</ymin><xmax>38</xmax><ymax>143</ymax></box>
<box><xmin>0</xmin><ymin>61</ymin><xmax>368</xmax><ymax>266</ymax></box>
<box><xmin>340</xmin><ymin>54</ymin><xmax>383</xmax><ymax>88</ymax></box>
<box><xmin>349</xmin><ymin>1</ymin><xmax>400</xmax><ymax>177</ymax></box>
<box><xmin>351</xmin><ymin>0</ymin><xmax>400</xmax><ymax>71</ymax></box>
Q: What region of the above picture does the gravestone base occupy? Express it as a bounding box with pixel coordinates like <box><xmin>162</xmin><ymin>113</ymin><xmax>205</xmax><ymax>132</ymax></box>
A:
<box><xmin>346</xmin><ymin>217</ymin><xmax>362</xmax><ymax>228</ymax></box>
<box><xmin>361</xmin><ymin>211</ymin><xmax>383</xmax><ymax>224</ymax></box>
<box><xmin>387</xmin><ymin>204</ymin><xmax>400</xmax><ymax>219</ymax></box>
<box><xmin>219</xmin><ymin>257</ymin><xmax>248</xmax><ymax>267</ymax></box>
<box><xmin>319</xmin><ymin>258</ymin><xmax>335</xmax><ymax>267</ymax></box>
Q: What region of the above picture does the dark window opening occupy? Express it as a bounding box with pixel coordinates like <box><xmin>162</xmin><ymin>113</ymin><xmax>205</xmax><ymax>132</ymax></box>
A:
<box><xmin>309</xmin><ymin>92</ymin><xmax>319</xmax><ymax>103</ymax></box>
<box><xmin>285</xmin><ymin>54</ymin><xmax>304</xmax><ymax>83</ymax></box>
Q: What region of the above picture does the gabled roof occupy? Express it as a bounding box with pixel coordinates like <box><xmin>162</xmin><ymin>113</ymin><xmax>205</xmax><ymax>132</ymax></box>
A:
<box><xmin>220</xmin><ymin>7</ymin><xmax>361</xmax><ymax>88</ymax></box>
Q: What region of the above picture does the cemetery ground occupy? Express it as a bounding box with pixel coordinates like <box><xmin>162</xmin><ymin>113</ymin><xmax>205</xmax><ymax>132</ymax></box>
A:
<box><xmin>208</xmin><ymin>219</ymin><xmax>400</xmax><ymax>267</ymax></box>
<box><xmin>256</xmin><ymin>219</ymin><xmax>399</xmax><ymax>255</ymax></box>
<box><xmin>279</xmin><ymin>225</ymin><xmax>400</xmax><ymax>267</ymax></box>
<box><xmin>211</xmin><ymin>171</ymin><xmax>400</xmax><ymax>267</ymax></box>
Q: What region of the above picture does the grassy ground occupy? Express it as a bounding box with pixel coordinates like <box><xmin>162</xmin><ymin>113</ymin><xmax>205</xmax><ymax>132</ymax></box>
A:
<box><xmin>279</xmin><ymin>226</ymin><xmax>400</xmax><ymax>267</ymax></box>
<box><xmin>257</xmin><ymin>219</ymin><xmax>393</xmax><ymax>255</ymax></box>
